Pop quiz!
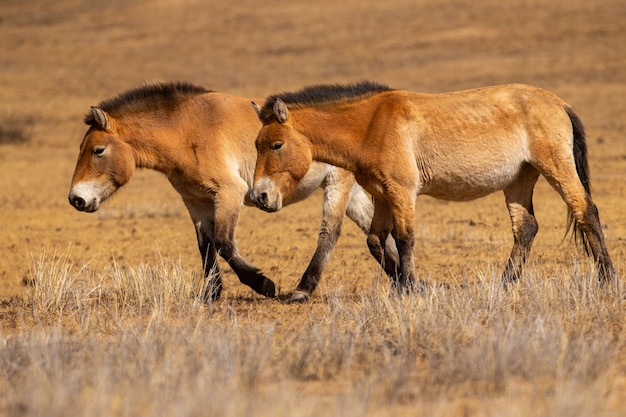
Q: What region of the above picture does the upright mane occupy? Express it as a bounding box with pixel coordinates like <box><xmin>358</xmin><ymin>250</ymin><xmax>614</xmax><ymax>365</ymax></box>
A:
<box><xmin>258</xmin><ymin>81</ymin><xmax>393</xmax><ymax>122</ymax></box>
<box><xmin>84</xmin><ymin>81</ymin><xmax>211</xmax><ymax>125</ymax></box>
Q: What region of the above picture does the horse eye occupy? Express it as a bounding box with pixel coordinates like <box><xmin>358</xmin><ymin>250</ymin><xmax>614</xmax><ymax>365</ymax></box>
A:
<box><xmin>271</xmin><ymin>142</ymin><xmax>283</xmax><ymax>151</ymax></box>
<box><xmin>93</xmin><ymin>146</ymin><xmax>106</xmax><ymax>156</ymax></box>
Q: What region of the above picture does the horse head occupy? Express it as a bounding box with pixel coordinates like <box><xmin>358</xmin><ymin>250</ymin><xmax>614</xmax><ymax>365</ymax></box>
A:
<box><xmin>251</xmin><ymin>99</ymin><xmax>313</xmax><ymax>212</ymax></box>
<box><xmin>68</xmin><ymin>107</ymin><xmax>135</xmax><ymax>212</ymax></box>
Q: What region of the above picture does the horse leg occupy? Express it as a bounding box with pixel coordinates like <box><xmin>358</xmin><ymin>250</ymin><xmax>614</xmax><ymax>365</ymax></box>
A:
<box><xmin>366</xmin><ymin>198</ymin><xmax>392</xmax><ymax>274</ymax></box>
<box><xmin>184</xmin><ymin>200</ymin><xmax>223</xmax><ymax>302</ymax></box>
<box><xmin>501</xmin><ymin>166</ymin><xmax>540</xmax><ymax>284</ymax></box>
<box><xmin>390</xmin><ymin>223</ymin><xmax>417</xmax><ymax>293</ymax></box>
<box><xmin>367</xmin><ymin>197</ymin><xmax>410</xmax><ymax>293</ymax></box>
<box><xmin>577</xmin><ymin>198</ymin><xmax>616</xmax><ymax>282</ymax></box>
<box><xmin>368</xmin><ymin>196</ymin><xmax>418</xmax><ymax>294</ymax></box>
<box><xmin>538</xmin><ymin>159</ymin><xmax>615</xmax><ymax>282</ymax></box>
<box><xmin>564</xmin><ymin>194</ymin><xmax>615</xmax><ymax>282</ymax></box>
<box><xmin>548</xmin><ymin>182</ymin><xmax>614</xmax><ymax>282</ymax></box>
<box><xmin>214</xmin><ymin>187</ymin><xmax>276</xmax><ymax>298</ymax></box>
<box><xmin>197</xmin><ymin>229</ymin><xmax>223</xmax><ymax>301</ymax></box>
<box><xmin>346</xmin><ymin>184</ymin><xmax>400</xmax><ymax>279</ymax></box>
<box><xmin>291</xmin><ymin>171</ymin><xmax>353</xmax><ymax>302</ymax></box>
<box><xmin>293</xmin><ymin>172</ymin><xmax>400</xmax><ymax>302</ymax></box>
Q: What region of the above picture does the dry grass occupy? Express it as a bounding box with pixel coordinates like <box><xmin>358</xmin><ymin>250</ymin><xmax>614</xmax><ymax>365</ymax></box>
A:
<box><xmin>1</xmin><ymin>252</ymin><xmax>624</xmax><ymax>417</ymax></box>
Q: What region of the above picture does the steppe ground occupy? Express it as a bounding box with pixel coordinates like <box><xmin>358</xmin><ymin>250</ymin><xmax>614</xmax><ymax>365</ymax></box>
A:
<box><xmin>0</xmin><ymin>0</ymin><xmax>625</xmax><ymax>416</ymax></box>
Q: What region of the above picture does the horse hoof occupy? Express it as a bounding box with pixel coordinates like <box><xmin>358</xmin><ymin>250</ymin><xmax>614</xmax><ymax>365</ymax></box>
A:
<box><xmin>262</xmin><ymin>279</ymin><xmax>276</xmax><ymax>298</ymax></box>
<box><xmin>289</xmin><ymin>290</ymin><xmax>310</xmax><ymax>303</ymax></box>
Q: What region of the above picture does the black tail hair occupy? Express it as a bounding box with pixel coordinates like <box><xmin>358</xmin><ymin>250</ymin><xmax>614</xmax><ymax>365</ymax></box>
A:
<box><xmin>564</xmin><ymin>106</ymin><xmax>592</xmax><ymax>254</ymax></box>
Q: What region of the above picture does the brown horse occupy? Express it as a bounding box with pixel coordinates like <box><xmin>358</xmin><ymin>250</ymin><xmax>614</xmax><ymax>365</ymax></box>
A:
<box><xmin>252</xmin><ymin>81</ymin><xmax>615</xmax><ymax>292</ymax></box>
<box><xmin>68</xmin><ymin>81</ymin><xmax>398</xmax><ymax>302</ymax></box>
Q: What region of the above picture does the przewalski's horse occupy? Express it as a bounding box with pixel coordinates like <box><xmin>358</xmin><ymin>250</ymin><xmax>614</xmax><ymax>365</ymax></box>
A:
<box><xmin>251</xmin><ymin>81</ymin><xmax>615</xmax><ymax>292</ymax></box>
<box><xmin>69</xmin><ymin>81</ymin><xmax>398</xmax><ymax>302</ymax></box>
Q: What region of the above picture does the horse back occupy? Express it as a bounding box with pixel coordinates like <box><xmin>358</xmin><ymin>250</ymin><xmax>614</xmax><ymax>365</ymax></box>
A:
<box><xmin>370</xmin><ymin>84</ymin><xmax>573</xmax><ymax>200</ymax></box>
<box><xmin>165</xmin><ymin>92</ymin><xmax>262</xmax><ymax>200</ymax></box>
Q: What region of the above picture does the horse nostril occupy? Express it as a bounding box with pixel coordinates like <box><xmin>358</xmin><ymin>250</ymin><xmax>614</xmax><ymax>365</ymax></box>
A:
<box><xmin>258</xmin><ymin>192</ymin><xmax>268</xmax><ymax>206</ymax></box>
<box><xmin>71</xmin><ymin>196</ymin><xmax>86</xmax><ymax>209</ymax></box>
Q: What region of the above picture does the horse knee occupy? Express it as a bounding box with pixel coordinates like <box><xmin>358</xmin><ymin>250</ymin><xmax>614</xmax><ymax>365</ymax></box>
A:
<box><xmin>367</xmin><ymin>234</ymin><xmax>384</xmax><ymax>261</ymax></box>
<box><xmin>508</xmin><ymin>202</ymin><xmax>537</xmax><ymax>240</ymax></box>
<box><xmin>318</xmin><ymin>222</ymin><xmax>341</xmax><ymax>249</ymax></box>
<box><xmin>383</xmin><ymin>236</ymin><xmax>400</xmax><ymax>264</ymax></box>
<box><xmin>580</xmin><ymin>200</ymin><xmax>602</xmax><ymax>229</ymax></box>
<box><xmin>392</xmin><ymin>232</ymin><xmax>415</xmax><ymax>256</ymax></box>
<box><xmin>518</xmin><ymin>214</ymin><xmax>538</xmax><ymax>246</ymax></box>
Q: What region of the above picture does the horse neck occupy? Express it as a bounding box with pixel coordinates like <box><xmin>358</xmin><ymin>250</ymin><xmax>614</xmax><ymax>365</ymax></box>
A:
<box><xmin>294</xmin><ymin>107</ymin><xmax>369</xmax><ymax>172</ymax></box>
<box><xmin>118</xmin><ymin>113</ymin><xmax>187</xmax><ymax>174</ymax></box>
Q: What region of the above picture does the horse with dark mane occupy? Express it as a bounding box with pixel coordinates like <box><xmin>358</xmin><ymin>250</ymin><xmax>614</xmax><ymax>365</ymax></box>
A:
<box><xmin>68</xmin><ymin>81</ymin><xmax>398</xmax><ymax>301</ymax></box>
<box><xmin>252</xmin><ymin>81</ymin><xmax>615</xmax><ymax>291</ymax></box>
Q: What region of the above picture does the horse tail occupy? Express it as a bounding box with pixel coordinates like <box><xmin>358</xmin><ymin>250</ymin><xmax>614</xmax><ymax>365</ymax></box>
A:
<box><xmin>564</xmin><ymin>106</ymin><xmax>592</xmax><ymax>254</ymax></box>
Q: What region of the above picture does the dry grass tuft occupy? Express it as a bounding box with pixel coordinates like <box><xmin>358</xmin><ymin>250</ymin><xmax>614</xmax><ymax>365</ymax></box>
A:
<box><xmin>1</xmin><ymin>252</ymin><xmax>624</xmax><ymax>416</ymax></box>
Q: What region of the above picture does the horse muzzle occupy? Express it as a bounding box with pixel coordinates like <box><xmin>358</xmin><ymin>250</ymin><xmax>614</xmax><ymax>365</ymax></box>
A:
<box><xmin>68</xmin><ymin>193</ymin><xmax>99</xmax><ymax>212</ymax></box>
<box><xmin>68</xmin><ymin>182</ymin><xmax>103</xmax><ymax>212</ymax></box>
<box><xmin>250</xmin><ymin>179</ymin><xmax>282</xmax><ymax>212</ymax></box>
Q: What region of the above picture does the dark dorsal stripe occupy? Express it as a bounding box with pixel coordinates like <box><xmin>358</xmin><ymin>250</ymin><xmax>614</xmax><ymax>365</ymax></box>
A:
<box><xmin>84</xmin><ymin>81</ymin><xmax>211</xmax><ymax>125</ymax></box>
<box><xmin>259</xmin><ymin>81</ymin><xmax>393</xmax><ymax>122</ymax></box>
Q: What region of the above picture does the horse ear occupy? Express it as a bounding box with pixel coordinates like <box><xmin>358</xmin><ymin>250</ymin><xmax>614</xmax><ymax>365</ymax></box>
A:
<box><xmin>91</xmin><ymin>107</ymin><xmax>111</xmax><ymax>131</ymax></box>
<box><xmin>273</xmin><ymin>99</ymin><xmax>288</xmax><ymax>123</ymax></box>
<box><xmin>251</xmin><ymin>101</ymin><xmax>261</xmax><ymax>119</ymax></box>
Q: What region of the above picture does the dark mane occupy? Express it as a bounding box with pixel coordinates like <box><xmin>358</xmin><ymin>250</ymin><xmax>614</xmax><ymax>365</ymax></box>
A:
<box><xmin>85</xmin><ymin>81</ymin><xmax>211</xmax><ymax>125</ymax></box>
<box><xmin>259</xmin><ymin>81</ymin><xmax>393</xmax><ymax>122</ymax></box>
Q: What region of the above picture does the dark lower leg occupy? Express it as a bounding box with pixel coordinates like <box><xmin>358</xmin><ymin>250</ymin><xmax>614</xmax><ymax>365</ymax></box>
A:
<box><xmin>580</xmin><ymin>201</ymin><xmax>615</xmax><ymax>283</ymax></box>
<box><xmin>198</xmin><ymin>236</ymin><xmax>223</xmax><ymax>302</ymax></box>
<box><xmin>216</xmin><ymin>239</ymin><xmax>276</xmax><ymax>298</ymax></box>
<box><xmin>502</xmin><ymin>213</ymin><xmax>538</xmax><ymax>284</ymax></box>
<box><xmin>295</xmin><ymin>226</ymin><xmax>339</xmax><ymax>296</ymax></box>
<box><xmin>381</xmin><ymin>236</ymin><xmax>400</xmax><ymax>278</ymax></box>
<box><xmin>392</xmin><ymin>233</ymin><xmax>417</xmax><ymax>293</ymax></box>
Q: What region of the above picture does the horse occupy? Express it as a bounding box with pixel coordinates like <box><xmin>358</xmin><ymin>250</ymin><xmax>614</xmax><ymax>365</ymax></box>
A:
<box><xmin>251</xmin><ymin>81</ymin><xmax>615</xmax><ymax>292</ymax></box>
<box><xmin>68</xmin><ymin>81</ymin><xmax>398</xmax><ymax>302</ymax></box>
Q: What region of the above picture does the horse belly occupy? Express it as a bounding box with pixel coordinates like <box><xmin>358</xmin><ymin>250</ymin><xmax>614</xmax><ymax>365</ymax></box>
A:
<box><xmin>421</xmin><ymin>161</ymin><xmax>524</xmax><ymax>201</ymax></box>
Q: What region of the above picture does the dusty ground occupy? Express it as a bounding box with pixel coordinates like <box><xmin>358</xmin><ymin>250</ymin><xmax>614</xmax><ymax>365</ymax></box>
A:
<box><xmin>1</xmin><ymin>0</ymin><xmax>625</xmax><ymax>309</ymax></box>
